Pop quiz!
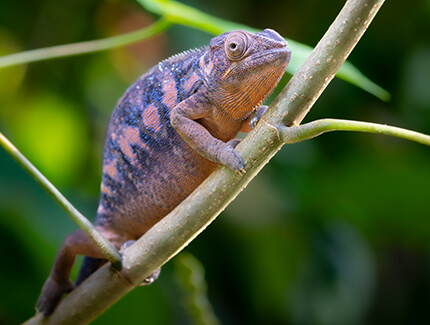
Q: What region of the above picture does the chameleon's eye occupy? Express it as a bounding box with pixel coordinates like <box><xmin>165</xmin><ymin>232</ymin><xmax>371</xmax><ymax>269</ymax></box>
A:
<box><xmin>225</xmin><ymin>32</ymin><xmax>248</xmax><ymax>61</ymax></box>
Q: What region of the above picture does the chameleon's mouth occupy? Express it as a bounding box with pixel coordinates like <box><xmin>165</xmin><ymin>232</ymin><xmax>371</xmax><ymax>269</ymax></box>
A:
<box><xmin>250</xmin><ymin>47</ymin><xmax>291</xmax><ymax>63</ymax></box>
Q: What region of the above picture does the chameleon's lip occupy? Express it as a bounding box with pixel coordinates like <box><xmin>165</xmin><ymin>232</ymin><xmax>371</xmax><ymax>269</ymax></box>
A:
<box><xmin>249</xmin><ymin>47</ymin><xmax>291</xmax><ymax>65</ymax></box>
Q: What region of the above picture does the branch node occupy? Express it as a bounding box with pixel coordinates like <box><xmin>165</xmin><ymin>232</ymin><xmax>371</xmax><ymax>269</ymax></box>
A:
<box><xmin>260</xmin><ymin>119</ymin><xmax>281</xmax><ymax>142</ymax></box>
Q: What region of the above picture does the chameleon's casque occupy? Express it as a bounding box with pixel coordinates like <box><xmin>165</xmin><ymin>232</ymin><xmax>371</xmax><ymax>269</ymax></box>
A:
<box><xmin>36</xmin><ymin>28</ymin><xmax>291</xmax><ymax>315</ymax></box>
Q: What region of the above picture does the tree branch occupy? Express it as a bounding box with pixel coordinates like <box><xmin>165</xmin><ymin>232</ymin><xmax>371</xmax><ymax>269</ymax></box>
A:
<box><xmin>24</xmin><ymin>0</ymin><xmax>385</xmax><ymax>323</ymax></box>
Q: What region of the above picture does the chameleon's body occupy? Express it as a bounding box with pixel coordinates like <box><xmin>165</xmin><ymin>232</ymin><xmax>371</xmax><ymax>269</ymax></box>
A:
<box><xmin>36</xmin><ymin>29</ymin><xmax>291</xmax><ymax>315</ymax></box>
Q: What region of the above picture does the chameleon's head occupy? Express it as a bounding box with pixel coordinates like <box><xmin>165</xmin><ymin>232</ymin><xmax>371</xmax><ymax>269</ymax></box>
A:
<box><xmin>206</xmin><ymin>29</ymin><xmax>291</xmax><ymax>119</ymax></box>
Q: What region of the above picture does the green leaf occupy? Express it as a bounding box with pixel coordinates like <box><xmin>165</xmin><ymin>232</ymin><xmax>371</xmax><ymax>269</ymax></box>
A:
<box><xmin>137</xmin><ymin>0</ymin><xmax>390</xmax><ymax>101</ymax></box>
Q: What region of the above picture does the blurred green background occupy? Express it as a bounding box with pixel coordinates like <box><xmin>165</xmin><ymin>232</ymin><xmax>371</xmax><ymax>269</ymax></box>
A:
<box><xmin>1</xmin><ymin>0</ymin><xmax>430</xmax><ymax>324</ymax></box>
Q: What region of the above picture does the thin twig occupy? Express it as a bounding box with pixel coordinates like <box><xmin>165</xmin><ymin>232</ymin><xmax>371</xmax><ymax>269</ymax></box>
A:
<box><xmin>0</xmin><ymin>132</ymin><xmax>122</xmax><ymax>268</ymax></box>
<box><xmin>278</xmin><ymin>119</ymin><xmax>430</xmax><ymax>145</ymax></box>
<box><xmin>0</xmin><ymin>19</ymin><xmax>171</xmax><ymax>69</ymax></box>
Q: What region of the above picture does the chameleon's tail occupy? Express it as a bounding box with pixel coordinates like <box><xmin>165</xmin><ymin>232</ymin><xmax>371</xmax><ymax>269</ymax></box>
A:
<box><xmin>75</xmin><ymin>257</ymin><xmax>107</xmax><ymax>286</ymax></box>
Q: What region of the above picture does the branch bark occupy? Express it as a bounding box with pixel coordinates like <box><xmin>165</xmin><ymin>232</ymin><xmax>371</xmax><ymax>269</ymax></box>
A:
<box><xmin>24</xmin><ymin>0</ymin><xmax>385</xmax><ymax>323</ymax></box>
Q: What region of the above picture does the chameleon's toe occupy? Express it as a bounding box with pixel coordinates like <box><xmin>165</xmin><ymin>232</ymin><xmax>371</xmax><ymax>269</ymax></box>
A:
<box><xmin>236</xmin><ymin>167</ymin><xmax>246</xmax><ymax>176</ymax></box>
<box><xmin>217</xmin><ymin>145</ymin><xmax>245</xmax><ymax>173</ymax></box>
<box><xmin>120</xmin><ymin>240</ymin><xmax>136</xmax><ymax>252</ymax></box>
<box><xmin>140</xmin><ymin>267</ymin><xmax>161</xmax><ymax>286</ymax></box>
<box><xmin>227</xmin><ymin>139</ymin><xmax>241</xmax><ymax>149</ymax></box>
<box><xmin>223</xmin><ymin>141</ymin><xmax>247</xmax><ymax>175</ymax></box>
<box><xmin>249</xmin><ymin>105</ymin><xmax>268</xmax><ymax>129</ymax></box>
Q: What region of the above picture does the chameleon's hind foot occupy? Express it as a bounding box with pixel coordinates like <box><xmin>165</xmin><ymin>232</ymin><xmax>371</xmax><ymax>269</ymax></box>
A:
<box><xmin>36</xmin><ymin>276</ymin><xmax>74</xmax><ymax>316</ymax></box>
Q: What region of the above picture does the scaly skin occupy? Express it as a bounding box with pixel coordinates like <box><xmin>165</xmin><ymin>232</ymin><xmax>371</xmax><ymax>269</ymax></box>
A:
<box><xmin>36</xmin><ymin>28</ymin><xmax>291</xmax><ymax>315</ymax></box>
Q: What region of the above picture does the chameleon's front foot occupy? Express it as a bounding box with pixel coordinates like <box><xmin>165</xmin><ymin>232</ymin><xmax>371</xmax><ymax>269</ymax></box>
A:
<box><xmin>217</xmin><ymin>143</ymin><xmax>245</xmax><ymax>175</ymax></box>
<box><xmin>36</xmin><ymin>276</ymin><xmax>74</xmax><ymax>316</ymax></box>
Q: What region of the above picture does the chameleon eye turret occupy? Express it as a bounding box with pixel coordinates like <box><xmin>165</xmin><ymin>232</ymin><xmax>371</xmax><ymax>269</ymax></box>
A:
<box><xmin>225</xmin><ymin>31</ymin><xmax>249</xmax><ymax>61</ymax></box>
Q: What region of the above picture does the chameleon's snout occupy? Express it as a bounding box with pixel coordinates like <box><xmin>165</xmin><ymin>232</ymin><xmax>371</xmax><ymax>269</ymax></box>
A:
<box><xmin>259</xmin><ymin>29</ymin><xmax>288</xmax><ymax>46</ymax></box>
<box><xmin>254</xmin><ymin>28</ymin><xmax>291</xmax><ymax>66</ymax></box>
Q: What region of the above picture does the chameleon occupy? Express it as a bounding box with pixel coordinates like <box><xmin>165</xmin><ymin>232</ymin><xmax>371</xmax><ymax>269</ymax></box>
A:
<box><xmin>36</xmin><ymin>28</ymin><xmax>291</xmax><ymax>315</ymax></box>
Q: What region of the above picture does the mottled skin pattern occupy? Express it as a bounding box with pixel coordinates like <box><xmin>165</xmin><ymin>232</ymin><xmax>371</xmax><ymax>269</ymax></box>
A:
<box><xmin>36</xmin><ymin>29</ymin><xmax>291</xmax><ymax>315</ymax></box>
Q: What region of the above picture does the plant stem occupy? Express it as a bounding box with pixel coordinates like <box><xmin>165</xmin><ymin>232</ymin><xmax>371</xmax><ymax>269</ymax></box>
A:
<box><xmin>278</xmin><ymin>119</ymin><xmax>430</xmax><ymax>146</ymax></box>
<box><xmin>0</xmin><ymin>19</ymin><xmax>171</xmax><ymax>69</ymax></box>
<box><xmin>0</xmin><ymin>132</ymin><xmax>122</xmax><ymax>268</ymax></box>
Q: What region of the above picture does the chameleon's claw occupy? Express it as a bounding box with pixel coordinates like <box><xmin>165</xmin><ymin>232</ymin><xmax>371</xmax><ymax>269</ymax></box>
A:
<box><xmin>249</xmin><ymin>105</ymin><xmax>269</xmax><ymax>129</ymax></box>
<box><xmin>227</xmin><ymin>139</ymin><xmax>241</xmax><ymax>149</ymax></box>
<box><xmin>236</xmin><ymin>167</ymin><xmax>246</xmax><ymax>176</ymax></box>
<box><xmin>217</xmin><ymin>145</ymin><xmax>245</xmax><ymax>173</ymax></box>
<box><xmin>140</xmin><ymin>268</ymin><xmax>161</xmax><ymax>286</ymax></box>
<box><xmin>120</xmin><ymin>240</ymin><xmax>136</xmax><ymax>251</ymax></box>
<box><xmin>220</xmin><ymin>141</ymin><xmax>246</xmax><ymax>175</ymax></box>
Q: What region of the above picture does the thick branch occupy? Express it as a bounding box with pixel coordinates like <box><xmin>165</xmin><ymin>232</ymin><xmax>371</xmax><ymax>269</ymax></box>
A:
<box><xmin>24</xmin><ymin>0</ymin><xmax>385</xmax><ymax>323</ymax></box>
